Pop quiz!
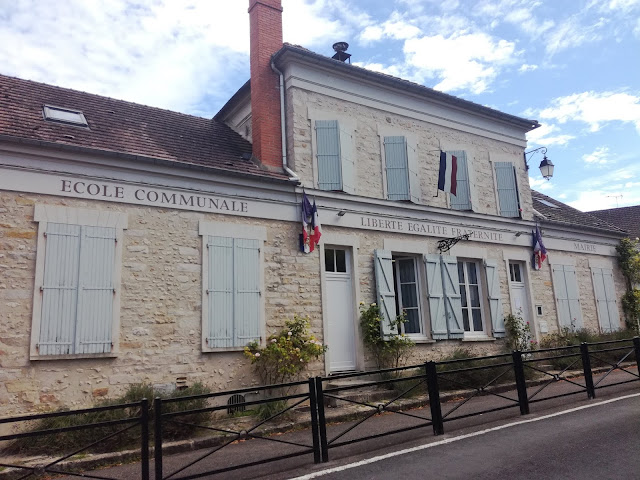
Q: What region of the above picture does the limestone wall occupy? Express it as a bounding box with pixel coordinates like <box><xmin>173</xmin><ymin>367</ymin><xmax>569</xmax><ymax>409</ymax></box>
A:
<box><xmin>287</xmin><ymin>88</ymin><xmax>534</xmax><ymax>221</ymax></box>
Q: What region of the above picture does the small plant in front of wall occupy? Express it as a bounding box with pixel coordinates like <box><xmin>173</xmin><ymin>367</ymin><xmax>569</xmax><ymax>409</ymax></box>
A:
<box><xmin>359</xmin><ymin>301</ymin><xmax>415</xmax><ymax>370</ymax></box>
<box><xmin>504</xmin><ymin>312</ymin><xmax>536</xmax><ymax>352</ymax></box>
<box><xmin>616</xmin><ymin>237</ymin><xmax>640</xmax><ymax>333</ymax></box>
<box><xmin>244</xmin><ymin>315</ymin><xmax>327</xmax><ymax>386</ymax></box>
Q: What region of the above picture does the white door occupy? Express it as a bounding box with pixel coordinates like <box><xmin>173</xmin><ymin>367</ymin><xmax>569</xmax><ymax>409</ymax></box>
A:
<box><xmin>325</xmin><ymin>247</ymin><xmax>356</xmax><ymax>372</ymax></box>
<box><xmin>509</xmin><ymin>262</ymin><xmax>530</xmax><ymax>324</ymax></box>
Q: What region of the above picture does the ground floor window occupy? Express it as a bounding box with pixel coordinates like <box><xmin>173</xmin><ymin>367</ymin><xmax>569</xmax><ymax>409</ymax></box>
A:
<box><xmin>458</xmin><ymin>260</ymin><xmax>484</xmax><ymax>334</ymax></box>
<box><xmin>393</xmin><ymin>256</ymin><xmax>423</xmax><ymax>335</ymax></box>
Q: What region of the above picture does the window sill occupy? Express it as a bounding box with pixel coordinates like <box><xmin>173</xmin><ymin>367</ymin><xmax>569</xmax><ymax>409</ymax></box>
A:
<box><xmin>202</xmin><ymin>347</ymin><xmax>248</xmax><ymax>353</ymax></box>
<box><xmin>30</xmin><ymin>352</ymin><xmax>118</xmax><ymax>361</ymax></box>
<box><xmin>410</xmin><ymin>337</ymin><xmax>436</xmax><ymax>344</ymax></box>
<box><xmin>462</xmin><ymin>337</ymin><xmax>496</xmax><ymax>342</ymax></box>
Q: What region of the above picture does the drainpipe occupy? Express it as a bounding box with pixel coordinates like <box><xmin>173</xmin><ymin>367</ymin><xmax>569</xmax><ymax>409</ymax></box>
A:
<box><xmin>271</xmin><ymin>61</ymin><xmax>299</xmax><ymax>181</ymax></box>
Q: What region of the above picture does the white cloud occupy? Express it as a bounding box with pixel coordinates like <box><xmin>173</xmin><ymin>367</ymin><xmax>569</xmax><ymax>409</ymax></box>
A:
<box><xmin>403</xmin><ymin>32</ymin><xmax>518</xmax><ymax>93</ymax></box>
<box><xmin>582</xmin><ymin>147</ymin><xmax>612</xmax><ymax>165</ymax></box>
<box><xmin>538</xmin><ymin>91</ymin><xmax>640</xmax><ymax>133</ymax></box>
<box><xmin>529</xmin><ymin>176</ymin><xmax>554</xmax><ymax>191</ymax></box>
<box><xmin>518</xmin><ymin>64</ymin><xmax>538</xmax><ymax>73</ymax></box>
<box><xmin>564</xmin><ymin>164</ymin><xmax>640</xmax><ymax>210</ymax></box>
<box><xmin>283</xmin><ymin>0</ymin><xmax>349</xmax><ymax>48</ymax></box>
<box><xmin>526</xmin><ymin>124</ymin><xmax>575</xmax><ymax>147</ymax></box>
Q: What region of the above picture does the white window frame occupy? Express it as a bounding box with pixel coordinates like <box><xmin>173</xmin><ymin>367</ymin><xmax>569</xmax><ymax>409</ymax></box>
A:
<box><xmin>458</xmin><ymin>259</ymin><xmax>488</xmax><ymax>338</ymax></box>
<box><xmin>199</xmin><ymin>221</ymin><xmax>266</xmax><ymax>352</ymax></box>
<box><xmin>308</xmin><ymin>107</ymin><xmax>356</xmax><ymax>194</ymax></box>
<box><xmin>393</xmin><ymin>255</ymin><xmax>425</xmax><ymax>337</ymax></box>
<box><xmin>30</xmin><ymin>205</ymin><xmax>127</xmax><ymax>360</ymax></box>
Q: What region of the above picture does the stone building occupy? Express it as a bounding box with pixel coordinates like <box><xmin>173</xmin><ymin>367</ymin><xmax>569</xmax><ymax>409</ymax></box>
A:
<box><xmin>0</xmin><ymin>0</ymin><xmax>629</xmax><ymax>416</ymax></box>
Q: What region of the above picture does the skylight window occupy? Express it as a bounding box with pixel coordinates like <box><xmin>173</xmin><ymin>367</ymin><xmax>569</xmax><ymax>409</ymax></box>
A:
<box><xmin>43</xmin><ymin>105</ymin><xmax>88</xmax><ymax>127</ymax></box>
<box><xmin>537</xmin><ymin>199</ymin><xmax>560</xmax><ymax>209</ymax></box>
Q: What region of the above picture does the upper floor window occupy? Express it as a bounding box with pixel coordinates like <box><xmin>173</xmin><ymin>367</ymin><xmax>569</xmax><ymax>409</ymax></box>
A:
<box><xmin>494</xmin><ymin>161</ymin><xmax>521</xmax><ymax>217</ymax></box>
<box><xmin>315</xmin><ymin>119</ymin><xmax>355</xmax><ymax>194</ymax></box>
<box><xmin>447</xmin><ymin>150</ymin><xmax>472</xmax><ymax>211</ymax></box>
<box><xmin>382</xmin><ymin>136</ymin><xmax>420</xmax><ymax>203</ymax></box>
<box><xmin>31</xmin><ymin>205</ymin><xmax>127</xmax><ymax>359</ymax></box>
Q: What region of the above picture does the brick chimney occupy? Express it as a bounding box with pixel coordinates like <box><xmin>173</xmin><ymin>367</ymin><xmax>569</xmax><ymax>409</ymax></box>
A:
<box><xmin>248</xmin><ymin>0</ymin><xmax>283</xmax><ymax>170</ymax></box>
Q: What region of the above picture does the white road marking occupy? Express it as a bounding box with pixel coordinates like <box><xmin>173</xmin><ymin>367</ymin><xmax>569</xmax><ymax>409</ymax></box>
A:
<box><xmin>289</xmin><ymin>392</ymin><xmax>640</xmax><ymax>479</ymax></box>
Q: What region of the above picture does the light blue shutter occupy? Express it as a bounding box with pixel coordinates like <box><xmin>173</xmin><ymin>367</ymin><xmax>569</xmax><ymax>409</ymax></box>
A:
<box><xmin>495</xmin><ymin>162</ymin><xmax>520</xmax><ymax>217</ymax></box>
<box><xmin>441</xmin><ymin>256</ymin><xmax>464</xmax><ymax>338</ymax></box>
<box><xmin>407</xmin><ymin>140</ymin><xmax>420</xmax><ymax>203</ymax></box>
<box><xmin>384</xmin><ymin>136</ymin><xmax>410</xmax><ymax>200</ymax></box>
<box><xmin>39</xmin><ymin>223</ymin><xmax>81</xmax><ymax>355</ymax></box>
<box><xmin>316</xmin><ymin>120</ymin><xmax>342</xmax><ymax>191</ymax></box>
<box><xmin>374</xmin><ymin>249</ymin><xmax>398</xmax><ymax>337</ymax></box>
<box><xmin>449</xmin><ymin>151</ymin><xmax>472</xmax><ymax>210</ymax></box>
<box><xmin>425</xmin><ymin>255</ymin><xmax>447</xmax><ymax>339</ymax></box>
<box><xmin>564</xmin><ymin>265</ymin><xmax>583</xmax><ymax>329</ymax></box>
<box><xmin>592</xmin><ymin>268</ymin><xmax>620</xmax><ymax>332</ymax></box>
<box><xmin>76</xmin><ymin>226</ymin><xmax>116</xmax><ymax>354</ymax></box>
<box><xmin>485</xmin><ymin>259</ymin><xmax>505</xmax><ymax>337</ymax></box>
<box><xmin>234</xmin><ymin>238</ymin><xmax>261</xmax><ymax>346</ymax></box>
<box><xmin>552</xmin><ymin>265</ymin><xmax>571</xmax><ymax>329</ymax></box>
<box><xmin>207</xmin><ymin>236</ymin><xmax>234</xmax><ymax>348</ymax></box>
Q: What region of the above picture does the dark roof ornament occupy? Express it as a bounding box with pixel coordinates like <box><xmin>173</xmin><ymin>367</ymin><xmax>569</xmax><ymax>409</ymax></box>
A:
<box><xmin>332</xmin><ymin>42</ymin><xmax>351</xmax><ymax>63</ymax></box>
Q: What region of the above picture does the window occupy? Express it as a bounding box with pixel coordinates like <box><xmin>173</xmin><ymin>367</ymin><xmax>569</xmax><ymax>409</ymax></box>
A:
<box><xmin>590</xmin><ymin>267</ymin><xmax>620</xmax><ymax>332</ymax></box>
<box><xmin>315</xmin><ymin>120</ymin><xmax>355</xmax><ymax>193</ymax></box>
<box><xmin>325</xmin><ymin>248</ymin><xmax>347</xmax><ymax>273</ymax></box>
<box><xmin>509</xmin><ymin>263</ymin><xmax>522</xmax><ymax>283</ymax></box>
<box><xmin>459</xmin><ymin>261</ymin><xmax>484</xmax><ymax>334</ymax></box>
<box><xmin>393</xmin><ymin>256</ymin><xmax>423</xmax><ymax>335</ymax></box>
<box><xmin>551</xmin><ymin>264</ymin><xmax>583</xmax><ymax>330</ymax></box>
<box><xmin>43</xmin><ymin>105</ymin><xmax>88</xmax><ymax>127</ymax></box>
<box><xmin>382</xmin><ymin>136</ymin><xmax>419</xmax><ymax>202</ymax></box>
<box><xmin>200</xmin><ymin>222</ymin><xmax>265</xmax><ymax>351</ymax></box>
<box><xmin>494</xmin><ymin>162</ymin><xmax>521</xmax><ymax>217</ymax></box>
<box><xmin>31</xmin><ymin>205</ymin><xmax>127</xmax><ymax>358</ymax></box>
<box><xmin>447</xmin><ymin>150</ymin><xmax>472</xmax><ymax>211</ymax></box>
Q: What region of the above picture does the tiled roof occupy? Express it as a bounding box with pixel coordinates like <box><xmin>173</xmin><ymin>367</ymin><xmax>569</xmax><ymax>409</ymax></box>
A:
<box><xmin>589</xmin><ymin>206</ymin><xmax>640</xmax><ymax>239</ymax></box>
<box><xmin>532</xmin><ymin>190</ymin><xmax>627</xmax><ymax>235</ymax></box>
<box><xmin>0</xmin><ymin>74</ymin><xmax>290</xmax><ymax>182</ymax></box>
<box><xmin>272</xmin><ymin>43</ymin><xmax>540</xmax><ymax>132</ymax></box>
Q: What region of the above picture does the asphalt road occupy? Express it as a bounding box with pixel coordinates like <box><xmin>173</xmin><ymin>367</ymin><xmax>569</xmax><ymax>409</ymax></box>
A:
<box><xmin>292</xmin><ymin>393</ymin><xmax>640</xmax><ymax>480</ymax></box>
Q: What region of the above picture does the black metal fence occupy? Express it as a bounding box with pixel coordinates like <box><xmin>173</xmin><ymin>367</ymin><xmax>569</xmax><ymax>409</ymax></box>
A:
<box><xmin>1</xmin><ymin>337</ymin><xmax>638</xmax><ymax>479</ymax></box>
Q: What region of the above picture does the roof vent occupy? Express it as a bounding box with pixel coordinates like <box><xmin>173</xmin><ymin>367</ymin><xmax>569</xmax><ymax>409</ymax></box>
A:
<box><xmin>332</xmin><ymin>42</ymin><xmax>351</xmax><ymax>63</ymax></box>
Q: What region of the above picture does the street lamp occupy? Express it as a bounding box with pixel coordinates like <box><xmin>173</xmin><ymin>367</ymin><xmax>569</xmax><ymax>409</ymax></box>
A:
<box><xmin>524</xmin><ymin>146</ymin><xmax>554</xmax><ymax>180</ymax></box>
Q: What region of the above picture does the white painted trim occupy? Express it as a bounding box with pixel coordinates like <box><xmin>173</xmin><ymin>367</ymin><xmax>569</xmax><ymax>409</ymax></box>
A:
<box><xmin>198</xmin><ymin>220</ymin><xmax>267</xmax><ymax>241</ymax></box>
<box><xmin>320</xmin><ymin>236</ymin><xmax>362</xmax><ymax>373</ymax></box>
<box><xmin>30</xmin><ymin>205</ymin><xmax>127</xmax><ymax>360</ymax></box>
<box><xmin>199</xmin><ymin>223</ymin><xmax>266</xmax><ymax>353</ymax></box>
<box><xmin>502</xmin><ymin>248</ymin><xmax>531</xmax><ymax>262</ymax></box>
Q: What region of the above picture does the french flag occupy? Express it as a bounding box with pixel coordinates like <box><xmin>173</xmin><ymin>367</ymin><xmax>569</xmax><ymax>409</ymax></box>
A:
<box><xmin>438</xmin><ymin>151</ymin><xmax>458</xmax><ymax>196</ymax></box>
<box><xmin>532</xmin><ymin>225</ymin><xmax>547</xmax><ymax>270</ymax></box>
<box><xmin>311</xmin><ymin>200</ymin><xmax>322</xmax><ymax>247</ymax></box>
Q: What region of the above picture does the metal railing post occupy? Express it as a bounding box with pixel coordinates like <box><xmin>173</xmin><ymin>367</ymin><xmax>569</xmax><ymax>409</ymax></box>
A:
<box><xmin>581</xmin><ymin>343</ymin><xmax>596</xmax><ymax>399</ymax></box>
<box><xmin>314</xmin><ymin>377</ymin><xmax>329</xmax><ymax>462</ymax></box>
<box><xmin>141</xmin><ymin>398</ymin><xmax>150</xmax><ymax>480</ymax></box>
<box><xmin>154</xmin><ymin>397</ymin><xmax>163</xmax><ymax>480</ymax></box>
<box><xmin>512</xmin><ymin>351</ymin><xmax>530</xmax><ymax>415</ymax></box>
<box><xmin>425</xmin><ymin>361</ymin><xmax>444</xmax><ymax>435</ymax></box>
<box><xmin>308</xmin><ymin>377</ymin><xmax>321</xmax><ymax>464</ymax></box>
<box><xmin>633</xmin><ymin>337</ymin><xmax>640</xmax><ymax>380</ymax></box>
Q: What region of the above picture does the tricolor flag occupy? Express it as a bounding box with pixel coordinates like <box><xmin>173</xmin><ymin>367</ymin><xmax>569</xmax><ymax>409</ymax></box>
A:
<box><xmin>438</xmin><ymin>151</ymin><xmax>458</xmax><ymax>196</ymax></box>
<box><xmin>310</xmin><ymin>199</ymin><xmax>322</xmax><ymax>247</ymax></box>
<box><xmin>532</xmin><ymin>225</ymin><xmax>547</xmax><ymax>270</ymax></box>
<box><xmin>301</xmin><ymin>193</ymin><xmax>314</xmax><ymax>253</ymax></box>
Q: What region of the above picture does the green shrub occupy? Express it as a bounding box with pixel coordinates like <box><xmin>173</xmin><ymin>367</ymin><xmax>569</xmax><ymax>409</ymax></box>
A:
<box><xmin>359</xmin><ymin>302</ymin><xmax>415</xmax><ymax>370</ymax></box>
<box><xmin>3</xmin><ymin>382</ymin><xmax>211</xmax><ymax>456</ymax></box>
<box><xmin>504</xmin><ymin>313</ymin><xmax>536</xmax><ymax>352</ymax></box>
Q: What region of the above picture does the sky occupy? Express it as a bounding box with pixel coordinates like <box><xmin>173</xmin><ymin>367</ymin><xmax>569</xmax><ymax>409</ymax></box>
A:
<box><xmin>1</xmin><ymin>0</ymin><xmax>639</xmax><ymax>212</ymax></box>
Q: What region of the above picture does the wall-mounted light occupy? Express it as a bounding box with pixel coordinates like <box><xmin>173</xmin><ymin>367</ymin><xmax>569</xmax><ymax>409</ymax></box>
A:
<box><xmin>524</xmin><ymin>146</ymin><xmax>555</xmax><ymax>180</ymax></box>
<box><xmin>337</xmin><ymin>210</ymin><xmax>346</xmax><ymax>217</ymax></box>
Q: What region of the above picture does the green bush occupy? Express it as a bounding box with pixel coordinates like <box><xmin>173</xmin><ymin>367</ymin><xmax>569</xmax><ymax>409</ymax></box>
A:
<box><xmin>359</xmin><ymin>302</ymin><xmax>415</xmax><ymax>370</ymax></box>
<box><xmin>504</xmin><ymin>313</ymin><xmax>536</xmax><ymax>352</ymax></box>
<box><xmin>3</xmin><ymin>382</ymin><xmax>211</xmax><ymax>456</ymax></box>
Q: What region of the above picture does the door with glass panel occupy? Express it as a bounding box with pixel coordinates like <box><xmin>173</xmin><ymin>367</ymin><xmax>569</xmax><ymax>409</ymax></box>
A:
<box><xmin>509</xmin><ymin>262</ymin><xmax>531</xmax><ymax>326</ymax></box>
<box><xmin>325</xmin><ymin>247</ymin><xmax>356</xmax><ymax>372</ymax></box>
